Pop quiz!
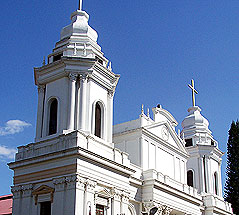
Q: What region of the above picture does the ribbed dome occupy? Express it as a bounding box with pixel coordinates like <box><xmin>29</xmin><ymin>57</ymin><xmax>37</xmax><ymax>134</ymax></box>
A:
<box><xmin>182</xmin><ymin>106</ymin><xmax>209</xmax><ymax>130</ymax></box>
<box><xmin>60</xmin><ymin>10</ymin><xmax>98</xmax><ymax>42</ymax></box>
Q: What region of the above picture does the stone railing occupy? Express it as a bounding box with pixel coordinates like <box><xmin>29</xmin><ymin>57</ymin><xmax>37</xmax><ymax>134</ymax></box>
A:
<box><xmin>143</xmin><ymin>169</ymin><xmax>201</xmax><ymax>200</ymax></box>
<box><xmin>15</xmin><ymin>130</ymin><xmax>130</xmax><ymax>167</ymax></box>
<box><xmin>203</xmin><ymin>194</ymin><xmax>233</xmax><ymax>214</ymax></box>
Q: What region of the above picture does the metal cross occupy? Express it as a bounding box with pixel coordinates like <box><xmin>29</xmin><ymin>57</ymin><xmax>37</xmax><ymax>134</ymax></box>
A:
<box><xmin>188</xmin><ymin>79</ymin><xmax>198</xmax><ymax>107</ymax></box>
<box><xmin>78</xmin><ymin>0</ymin><xmax>82</xmax><ymax>10</ymax></box>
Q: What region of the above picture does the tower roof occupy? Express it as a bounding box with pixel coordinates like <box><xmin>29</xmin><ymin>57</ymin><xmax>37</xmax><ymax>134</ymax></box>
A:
<box><xmin>46</xmin><ymin>3</ymin><xmax>109</xmax><ymax>68</ymax></box>
<box><xmin>60</xmin><ymin>10</ymin><xmax>98</xmax><ymax>42</ymax></box>
<box><xmin>182</xmin><ymin>106</ymin><xmax>209</xmax><ymax>131</ymax></box>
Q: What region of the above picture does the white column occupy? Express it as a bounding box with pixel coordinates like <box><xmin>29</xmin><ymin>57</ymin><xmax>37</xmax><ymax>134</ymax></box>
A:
<box><xmin>84</xmin><ymin>180</ymin><xmax>96</xmax><ymax>215</ymax></box>
<box><xmin>112</xmin><ymin>189</ymin><xmax>121</xmax><ymax>215</ymax></box>
<box><xmin>35</xmin><ymin>85</ymin><xmax>45</xmax><ymax>140</ymax></box>
<box><xmin>11</xmin><ymin>186</ymin><xmax>22</xmax><ymax>215</ymax></box>
<box><xmin>218</xmin><ymin>161</ymin><xmax>223</xmax><ymax>197</ymax></box>
<box><xmin>65</xmin><ymin>175</ymin><xmax>78</xmax><ymax>215</ymax></box>
<box><xmin>53</xmin><ymin>177</ymin><xmax>66</xmax><ymax>215</ymax></box>
<box><xmin>79</xmin><ymin>74</ymin><xmax>88</xmax><ymax>131</ymax></box>
<box><xmin>205</xmin><ymin>156</ymin><xmax>210</xmax><ymax>193</ymax></box>
<box><xmin>121</xmin><ymin>191</ymin><xmax>129</xmax><ymax>214</ymax></box>
<box><xmin>21</xmin><ymin>184</ymin><xmax>33</xmax><ymax>215</ymax></box>
<box><xmin>107</xmin><ymin>90</ymin><xmax>114</xmax><ymax>143</ymax></box>
<box><xmin>199</xmin><ymin>157</ymin><xmax>205</xmax><ymax>193</ymax></box>
<box><xmin>74</xmin><ymin>176</ymin><xmax>86</xmax><ymax>215</ymax></box>
<box><xmin>67</xmin><ymin>73</ymin><xmax>78</xmax><ymax>131</ymax></box>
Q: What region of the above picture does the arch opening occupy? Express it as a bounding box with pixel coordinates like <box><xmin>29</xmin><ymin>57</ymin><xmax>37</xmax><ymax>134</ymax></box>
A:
<box><xmin>48</xmin><ymin>99</ymin><xmax>58</xmax><ymax>135</ymax></box>
<box><xmin>95</xmin><ymin>102</ymin><xmax>102</xmax><ymax>138</ymax></box>
<box><xmin>187</xmin><ymin>170</ymin><xmax>194</xmax><ymax>187</ymax></box>
<box><xmin>214</xmin><ymin>172</ymin><xmax>218</xmax><ymax>195</ymax></box>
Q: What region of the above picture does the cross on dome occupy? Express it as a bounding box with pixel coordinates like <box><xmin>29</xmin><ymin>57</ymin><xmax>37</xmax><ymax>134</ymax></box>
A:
<box><xmin>188</xmin><ymin>79</ymin><xmax>198</xmax><ymax>107</ymax></box>
<box><xmin>78</xmin><ymin>0</ymin><xmax>83</xmax><ymax>10</ymax></box>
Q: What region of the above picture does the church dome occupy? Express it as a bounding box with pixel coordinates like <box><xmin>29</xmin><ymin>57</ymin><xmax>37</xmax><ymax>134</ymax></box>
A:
<box><xmin>182</xmin><ymin>106</ymin><xmax>209</xmax><ymax>130</ymax></box>
<box><xmin>60</xmin><ymin>10</ymin><xmax>98</xmax><ymax>42</ymax></box>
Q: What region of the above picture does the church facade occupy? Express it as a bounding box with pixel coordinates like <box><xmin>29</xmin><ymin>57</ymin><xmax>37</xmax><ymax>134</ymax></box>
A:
<box><xmin>8</xmin><ymin>3</ymin><xmax>233</xmax><ymax>215</ymax></box>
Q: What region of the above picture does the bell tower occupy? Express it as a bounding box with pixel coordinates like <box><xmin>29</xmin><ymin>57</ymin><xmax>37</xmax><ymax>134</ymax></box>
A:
<box><xmin>9</xmin><ymin>2</ymin><xmax>133</xmax><ymax>215</ymax></box>
<box><xmin>181</xmin><ymin>80</ymin><xmax>224</xmax><ymax>197</ymax></box>
<box><xmin>34</xmin><ymin>3</ymin><xmax>119</xmax><ymax>144</ymax></box>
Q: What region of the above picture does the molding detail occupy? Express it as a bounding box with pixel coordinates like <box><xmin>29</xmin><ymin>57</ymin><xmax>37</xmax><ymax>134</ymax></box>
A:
<box><xmin>142</xmin><ymin>202</ymin><xmax>172</xmax><ymax>215</ymax></box>
<box><xmin>11</xmin><ymin>184</ymin><xmax>33</xmax><ymax>198</ymax></box>
<box><xmin>53</xmin><ymin>176</ymin><xmax>66</xmax><ymax>191</ymax></box>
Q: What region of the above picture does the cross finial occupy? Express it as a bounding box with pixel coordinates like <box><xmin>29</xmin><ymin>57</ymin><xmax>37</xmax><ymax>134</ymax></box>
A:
<box><xmin>78</xmin><ymin>0</ymin><xmax>82</xmax><ymax>10</ymax></box>
<box><xmin>188</xmin><ymin>79</ymin><xmax>198</xmax><ymax>107</ymax></box>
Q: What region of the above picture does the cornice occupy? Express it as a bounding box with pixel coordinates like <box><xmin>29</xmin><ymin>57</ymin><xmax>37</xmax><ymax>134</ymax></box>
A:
<box><xmin>9</xmin><ymin>145</ymin><xmax>135</xmax><ymax>177</ymax></box>
<box><xmin>34</xmin><ymin>57</ymin><xmax>119</xmax><ymax>91</ymax></box>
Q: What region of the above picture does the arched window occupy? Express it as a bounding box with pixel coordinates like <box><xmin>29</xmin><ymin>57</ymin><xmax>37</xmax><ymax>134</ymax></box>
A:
<box><xmin>214</xmin><ymin>172</ymin><xmax>218</xmax><ymax>195</ymax></box>
<box><xmin>95</xmin><ymin>102</ymin><xmax>101</xmax><ymax>138</ymax></box>
<box><xmin>48</xmin><ymin>99</ymin><xmax>58</xmax><ymax>135</ymax></box>
<box><xmin>187</xmin><ymin>170</ymin><xmax>194</xmax><ymax>187</ymax></box>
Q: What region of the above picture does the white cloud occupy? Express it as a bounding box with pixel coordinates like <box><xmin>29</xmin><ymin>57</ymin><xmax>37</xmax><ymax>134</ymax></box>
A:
<box><xmin>0</xmin><ymin>145</ymin><xmax>16</xmax><ymax>160</ymax></box>
<box><xmin>0</xmin><ymin>120</ymin><xmax>31</xmax><ymax>136</ymax></box>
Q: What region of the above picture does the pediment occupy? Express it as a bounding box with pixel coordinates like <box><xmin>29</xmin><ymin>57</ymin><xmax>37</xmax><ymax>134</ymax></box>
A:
<box><xmin>32</xmin><ymin>185</ymin><xmax>55</xmax><ymax>205</ymax></box>
<box><xmin>32</xmin><ymin>185</ymin><xmax>55</xmax><ymax>195</ymax></box>
<box><xmin>96</xmin><ymin>187</ymin><xmax>112</xmax><ymax>198</ymax></box>
<box><xmin>144</xmin><ymin>122</ymin><xmax>188</xmax><ymax>155</ymax></box>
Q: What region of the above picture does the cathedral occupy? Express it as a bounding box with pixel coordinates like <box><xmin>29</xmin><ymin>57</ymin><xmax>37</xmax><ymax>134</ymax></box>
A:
<box><xmin>8</xmin><ymin>2</ymin><xmax>233</xmax><ymax>215</ymax></box>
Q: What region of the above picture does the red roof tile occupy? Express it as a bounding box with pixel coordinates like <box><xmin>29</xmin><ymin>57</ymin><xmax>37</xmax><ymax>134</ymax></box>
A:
<box><xmin>0</xmin><ymin>194</ymin><xmax>13</xmax><ymax>215</ymax></box>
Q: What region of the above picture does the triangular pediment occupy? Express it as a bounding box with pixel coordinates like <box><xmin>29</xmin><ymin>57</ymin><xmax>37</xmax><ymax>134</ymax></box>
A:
<box><xmin>32</xmin><ymin>185</ymin><xmax>55</xmax><ymax>205</ymax></box>
<box><xmin>32</xmin><ymin>185</ymin><xmax>55</xmax><ymax>196</ymax></box>
<box><xmin>144</xmin><ymin>121</ymin><xmax>188</xmax><ymax>155</ymax></box>
<box><xmin>96</xmin><ymin>188</ymin><xmax>112</xmax><ymax>198</ymax></box>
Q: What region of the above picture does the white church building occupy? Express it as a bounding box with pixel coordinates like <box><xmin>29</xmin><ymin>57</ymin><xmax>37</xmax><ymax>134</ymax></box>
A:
<box><xmin>8</xmin><ymin>2</ymin><xmax>233</xmax><ymax>215</ymax></box>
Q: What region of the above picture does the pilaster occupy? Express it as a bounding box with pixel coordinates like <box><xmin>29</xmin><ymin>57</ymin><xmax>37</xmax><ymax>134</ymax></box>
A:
<box><xmin>11</xmin><ymin>186</ymin><xmax>22</xmax><ymax>215</ymax></box>
<box><xmin>204</xmin><ymin>155</ymin><xmax>210</xmax><ymax>193</ymax></box>
<box><xmin>84</xmin><ymin>179</ymin><xmax>97</xmax><ymax>215</ymax></box>
<box><xmin>67</xmin><ymin>73</ymin><xmax>78</xmax><ymax>131</ymax></box>
<box><xmin>121</xmin><ymin>191</ymin><xmax>130</xmax><ymax>214</ymax></box>
<box><xmin>112</xmin><ymin>188</ymin><xmax>122</xmax><ymax>214</ymax></box>
<box><xmin>75</xmin><ymin>175</ymin><xmax>86</xmax><ymax>215</ymax></box>
<box><xmin>36</xmin><ymin>85</ymin><xmax>45</xmax><ymax>140</ymax></box>
<box><xmin>65</xmin><ymin>175</ymin><xmax>78</xmax><ymax>215</ymax></box>
<box><xmin>53</xmin><ymin>177</ymin><xmax>66</xmax><ymax>215</ymax></box>
<box><xmin>107</xmin><ymin>90</ymin><xmax>114</xmax><ymax>143</ymax></box>
<box><xmin>78</xmin><ymin>74</ymin><xmax>88</xmax><ymax>131</ymax></box>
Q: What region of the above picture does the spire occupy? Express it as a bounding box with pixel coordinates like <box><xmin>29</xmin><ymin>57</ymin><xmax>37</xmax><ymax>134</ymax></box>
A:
<box><xmin>78</xmin><ymin>0</ymin><xmax>82</xmax><ymax>10</ymax></box>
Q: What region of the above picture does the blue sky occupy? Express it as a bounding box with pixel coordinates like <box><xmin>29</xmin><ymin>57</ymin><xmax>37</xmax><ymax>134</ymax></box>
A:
<box><xmin>1</xmin><ymin>0</ymin><xmax>239</xmax><ymax>195</ymax></box>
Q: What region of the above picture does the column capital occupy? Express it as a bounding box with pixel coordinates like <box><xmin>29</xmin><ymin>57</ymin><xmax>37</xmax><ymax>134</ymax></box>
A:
<box><xmin>111</xmin><ymin>188</ymin><xmax>122</xmax><ymax>201</ymax></box>
<box><xmin>69</xmin><ymin>73</ymin><xmax>78</xmax><ymax>82</ymax></box>
<box><xmin>85</xmin><ymin>179</ymin><xmax>97</xmax><ymax>193</ymax></box>
<box><xmin>53</xmin><ymin>176</ymin><xmax>66</xmax><ymax>191</ymax></box>
<box><xmin>121</xmin><ymin>191</ymin><xmax>130</xmax><ymax>203</ymax></box>
<box><xmin>37</xmin><ymin>85</ymin><xmax>45</xmax><ymax>93</ymax></box>
<box><xmin>107</xmin><ymin>89</ymin><xmax>114</xmax><ymax>98</ymax></box>
<box><xmin>22</xmin><ymin>184</ymin><xmax>33</xmax><ymax>197</ymax></box>
<box><xmin>161</xmin><ymin>205</ymin><xmax>172</xmax><ymax>215</ymax></box>
<box><xmin>79</xmin><ymin>73</ymin><xmax>88</xmax><ymax>82</ymax></box>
